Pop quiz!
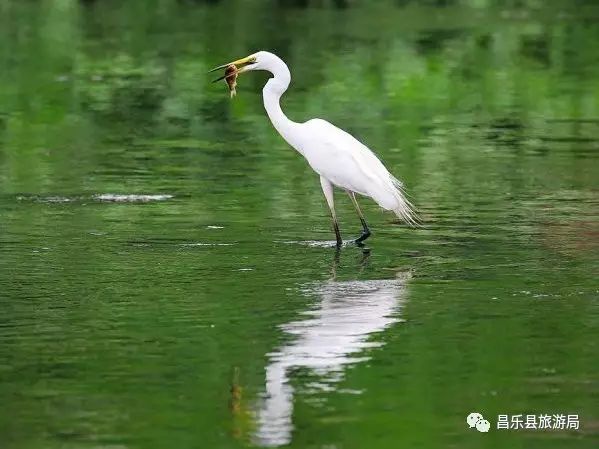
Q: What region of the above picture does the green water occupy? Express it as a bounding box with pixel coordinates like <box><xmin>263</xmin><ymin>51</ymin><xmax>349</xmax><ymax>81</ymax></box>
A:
<box><xmin>1</xmin><ymin>1</ymin><xmax>598</xmax><ymax>448</ymax></box>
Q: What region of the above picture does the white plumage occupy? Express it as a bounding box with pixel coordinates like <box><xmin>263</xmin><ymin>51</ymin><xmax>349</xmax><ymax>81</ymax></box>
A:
<box><xmin>212</xmin><ymin>51</ymin><xmax>417</xmax><ymax>246</ymax></box>
<box><xmin>299</xmin><ymin>118</ymin><xmax>417</xmax><ymax>225</ymax></box>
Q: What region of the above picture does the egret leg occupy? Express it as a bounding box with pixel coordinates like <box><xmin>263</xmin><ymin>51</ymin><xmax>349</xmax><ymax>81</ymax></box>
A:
<box><xmin>320</xmin><ymin>176</ymin><xmax>342</xmax><ymax>247</ymax></box>
<box><xmin>347</xmin><ymin>191</ymin><xmax>371</xmax><ymax>244</ymax></box>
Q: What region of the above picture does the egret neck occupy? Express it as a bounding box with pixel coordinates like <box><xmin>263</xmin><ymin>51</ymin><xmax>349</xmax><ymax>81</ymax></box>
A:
<box><xmin>261</xmin><ymin>56</ymin><xmax>301</xmax><ymax>152</ymax></box>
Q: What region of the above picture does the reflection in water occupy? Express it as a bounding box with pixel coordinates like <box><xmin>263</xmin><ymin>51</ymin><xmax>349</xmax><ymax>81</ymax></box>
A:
<box><xmin>254</xmin><ymin>273</ymin><xmax>411</xmax><ymax>447</ymax></box>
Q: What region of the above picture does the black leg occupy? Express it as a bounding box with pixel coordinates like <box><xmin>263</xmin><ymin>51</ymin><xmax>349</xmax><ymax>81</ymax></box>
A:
<box><xmin>355</xmin><ymin>217</ymin><xmax>371</xmax><ymax>244</ymax></box>
<box><xmin>321</xmin><ymin>176</ymin><xmax>343</xmax><ymax>249</ymax></box>
<box><xmin>347</xmin><ymin>191</ymin><xmax>372</xmax><ymax>245</ymax></box>
<box><xmin>333</xmin><ymin>219</ymin><xmax>342</xmax><ymax>248</ymax></box>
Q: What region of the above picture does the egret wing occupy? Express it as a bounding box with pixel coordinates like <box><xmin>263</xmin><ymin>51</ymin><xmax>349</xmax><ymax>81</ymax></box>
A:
<box><xmin>303</xmin><ymin>119</ymin><xmax>395</xmax><ymax>198</ymax></box>
<box><xmin>301</xmin><ymin>119</ymin><xmax>416</xmax><ymax>224</ymax></box>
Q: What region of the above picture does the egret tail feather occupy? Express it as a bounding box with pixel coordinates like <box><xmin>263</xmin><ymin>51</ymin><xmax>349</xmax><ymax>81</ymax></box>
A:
<box><xmin>390</xmin><ymin>176</ymin><xmax>420</xmax><ymax>227</ymax></box>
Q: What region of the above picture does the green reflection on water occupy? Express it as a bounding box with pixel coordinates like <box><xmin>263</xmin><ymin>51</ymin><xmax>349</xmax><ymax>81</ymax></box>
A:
<box><xmin>1</xmin><ymin>1</ymin><xmax>598</xmax><ymax>448</ymax></box>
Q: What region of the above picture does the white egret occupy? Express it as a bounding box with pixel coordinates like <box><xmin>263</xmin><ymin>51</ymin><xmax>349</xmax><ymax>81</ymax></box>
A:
<box><xmin>211</xmin><ymin>51</ymin><xmax>417</xmax><ymax>247</ymax></box>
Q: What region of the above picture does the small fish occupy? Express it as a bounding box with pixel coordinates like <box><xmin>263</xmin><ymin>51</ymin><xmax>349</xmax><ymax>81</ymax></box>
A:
<box><xmin>225</xmin><ymin>64</ymin><xmax>238</xmax><ymax>98</ymax></box>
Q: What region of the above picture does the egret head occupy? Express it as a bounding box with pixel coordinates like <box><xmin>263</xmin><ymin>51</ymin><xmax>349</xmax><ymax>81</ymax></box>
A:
<box><xmin>210</xmin><ymin>51</ymin><xmax>286</xmax><ymax>81</ymax></box>
<box><xmin>209</xmin><ymin>52</ymin><xmax>262</xmax><ymax>81</ymax></box>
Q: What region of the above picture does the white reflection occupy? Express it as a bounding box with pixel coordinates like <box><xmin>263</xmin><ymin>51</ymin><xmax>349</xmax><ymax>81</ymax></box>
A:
<box><xmin>254</xmin><ymin>273</ymin><xmax>411</xmax><ymax>447</ymax></box>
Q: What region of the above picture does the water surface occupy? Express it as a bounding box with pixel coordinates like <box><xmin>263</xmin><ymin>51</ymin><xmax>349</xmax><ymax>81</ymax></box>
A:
<box><xmin>1</xmin><ymin>1</ymin><xmax>598</xmax><ymax>448</ymax></box>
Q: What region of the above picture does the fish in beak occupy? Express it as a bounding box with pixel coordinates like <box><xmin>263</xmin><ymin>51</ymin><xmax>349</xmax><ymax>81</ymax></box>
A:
<box><xmin>209</xmin><ymin>55</ymin><xmax>257</xmax><ymax>97</ymax></box>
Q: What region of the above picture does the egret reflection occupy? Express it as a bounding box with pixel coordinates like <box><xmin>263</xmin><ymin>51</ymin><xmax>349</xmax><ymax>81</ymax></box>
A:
<box><xmin>254</xmin><ymin>273</ymin><xmax>411</xmax><ymax>447</ymax></box>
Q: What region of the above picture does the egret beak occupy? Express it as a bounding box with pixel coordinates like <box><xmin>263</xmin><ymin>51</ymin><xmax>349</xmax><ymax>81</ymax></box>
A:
<box><xmin>209</xmin><ymin>55</ymin><xmax>255</xmax><ymax>83</ymax></box>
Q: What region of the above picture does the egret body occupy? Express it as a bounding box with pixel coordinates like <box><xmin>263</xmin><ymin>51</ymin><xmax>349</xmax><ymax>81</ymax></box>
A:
<box><xmin>211</xmin><ymin>51</ymin><xmax>416</xmax><ymax>247</ymax></box>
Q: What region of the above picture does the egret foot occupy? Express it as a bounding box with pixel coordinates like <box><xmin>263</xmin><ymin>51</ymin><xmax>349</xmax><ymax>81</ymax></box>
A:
<box><xmin>354</xmin><ymin>218</ymin><xmax>371</xmax><ymax>245</ymax></box>
<box><xmin>355</xmin><ymin>229</ymin><xmax>371</xmax><ymax>244</ymax></box>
